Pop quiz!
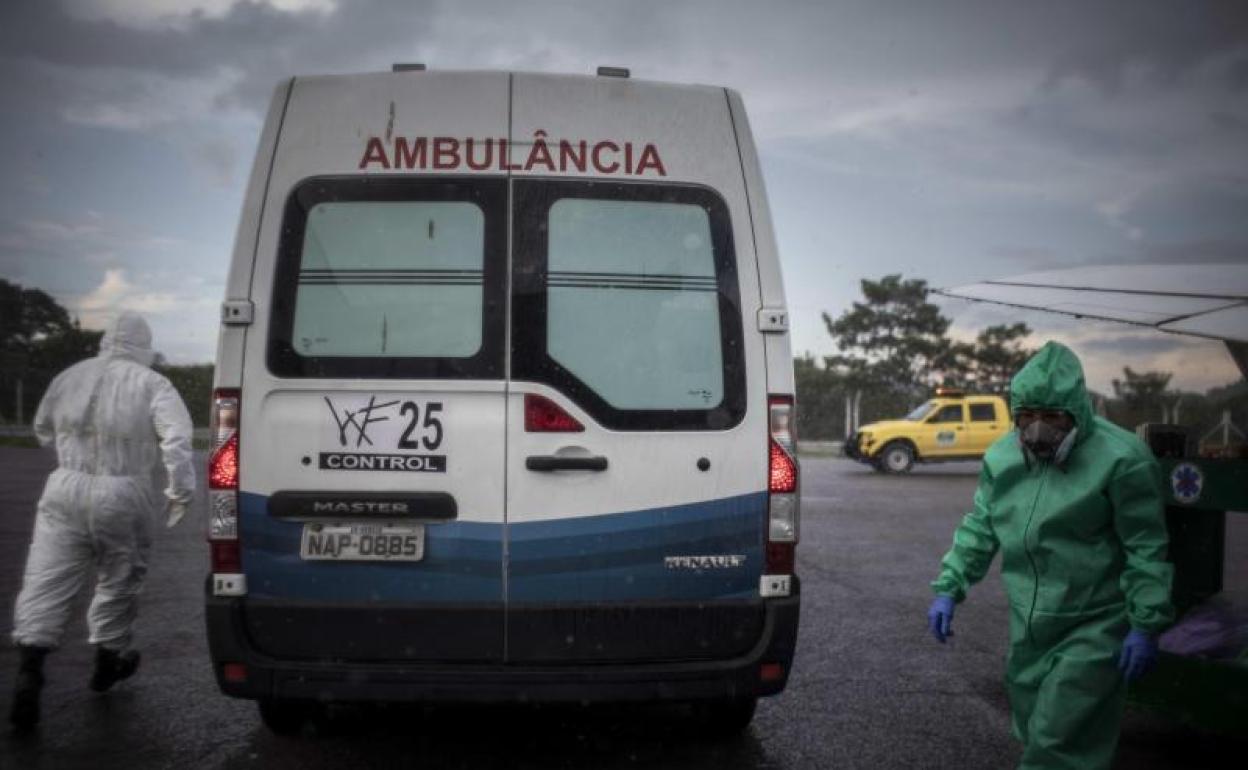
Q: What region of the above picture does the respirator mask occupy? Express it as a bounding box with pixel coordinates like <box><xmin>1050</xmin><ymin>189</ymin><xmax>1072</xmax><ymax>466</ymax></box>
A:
<box><xmin>1018</xmin><ymin>418</ymin><xmax>1078</xmax><ymax>467</ymax></box>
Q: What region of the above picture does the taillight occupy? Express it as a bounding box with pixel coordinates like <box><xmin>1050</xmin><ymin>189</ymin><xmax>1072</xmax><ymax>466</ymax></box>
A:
<box><xmin>211</xmin><ymin>541</ymin><xmax>242</xmax><ymax>573</ymax></box>
<box><xmin>769</xmin><ymin>440</ymin><xmax>797</xmax><ymax>493</ymax></box>
<box><xmin>222</xmin><ymin>663</ymin><xmax>248</xmax><ymax>685</ymax></box>
<box><xmin>208</xmin><ymin>433</ymin><xmax>238</xmax><ymax>489</ymax></box>
<box><xmin>208</xmin><ymin>389</ymin><xmax>239</xmax><ymax>474</ymax></box>
<box><xmin>208</xmin><ymin>388</ymin><xmax>246</xmax><ymax>596</ymax></box>
<box><xmin>763</xmin><ymin>395</ymin><xmax>799</xmax><ymax>597</ymax></box>
<box><xmin>760</xmin><ymin>662</ymin><xmax>786</xmax><ymax>684</ymax></box>
<box><xmin>525</xmin><ymin>393</ymin><xmax>584</xmax><ymax>432</ymax></box>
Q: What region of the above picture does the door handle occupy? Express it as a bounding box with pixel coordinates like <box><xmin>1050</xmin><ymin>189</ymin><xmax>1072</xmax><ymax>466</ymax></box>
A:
<box><xmin>525</xmin><ymin>455</ymin><xmax>608</xmax><ymax>472</ymax></box>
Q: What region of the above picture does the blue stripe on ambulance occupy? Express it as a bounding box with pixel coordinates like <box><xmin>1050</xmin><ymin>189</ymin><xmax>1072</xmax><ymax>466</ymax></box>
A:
<box><xmin>238</xmin><ymin>491</ymin><xmax>765</xmax><ymax>603</ymax></box>
<box><xmin>507</xmin><ymin>492</ymin><xmax>765</xmax><ymax>602</ymax></box>
<box><xmin>239</xmin><ymin>492</ymin><xmax>503</xmax><ymax>602</ymax></box>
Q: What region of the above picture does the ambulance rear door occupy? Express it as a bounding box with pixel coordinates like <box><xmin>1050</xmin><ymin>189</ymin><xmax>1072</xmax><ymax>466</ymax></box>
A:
<box><xmin>237</xmin><ymin>72</ymin><xmax>510</xmax><ymax>663</ymax></box>
<box><xmin>504</xmin><ymin>73</ymin><xmax>771</xmax><ymax>664</ymax></box>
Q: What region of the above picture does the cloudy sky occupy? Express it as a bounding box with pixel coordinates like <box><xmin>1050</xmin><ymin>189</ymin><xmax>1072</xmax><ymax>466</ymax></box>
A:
<box><xmin>1</xmin><ymin>0</ymin><xmax>1245</xmax><ymax>393</ymax></box>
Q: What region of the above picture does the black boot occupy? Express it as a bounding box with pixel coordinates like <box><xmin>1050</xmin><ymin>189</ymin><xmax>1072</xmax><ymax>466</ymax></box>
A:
<box><xmin>89</xmin><ymin>646</ymin><xmax>140</xmax><ymax>693</ymax></box>
<box><xmin>10</xmin><ymin>645</ymin><xmax>49</xmax><ymax>733</ymax></box>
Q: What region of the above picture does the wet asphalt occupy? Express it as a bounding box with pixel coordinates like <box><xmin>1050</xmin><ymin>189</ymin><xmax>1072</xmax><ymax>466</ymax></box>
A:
<box><xmin>0</xmin><ymin>446</ymin><xmax>1243</xmax><ymax>769</ymax></box>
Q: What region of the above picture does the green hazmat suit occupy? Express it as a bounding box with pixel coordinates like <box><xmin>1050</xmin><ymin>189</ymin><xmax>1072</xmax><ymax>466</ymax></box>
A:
<box><xmin>931</xmin><ymin>342</ymin><xmax>1174</xmax><ymax>770</ymax></box>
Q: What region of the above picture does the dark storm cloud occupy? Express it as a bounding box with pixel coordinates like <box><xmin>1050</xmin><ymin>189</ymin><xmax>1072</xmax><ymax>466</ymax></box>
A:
<box><xmin>1</xmin><ymin>2</ymin><xmax>304</xmax><ymax>76</ymax></box>
<box><xmin>1138</xmin><ymin>239</ymin><xmax>1248</xmax><ymax>265</ymax></box>
<box><xmin>0</xmin><ymin>0</ymin><xmax>437</xmax><ymax>112</ymax></box>
<box><xmin>0</xmin><ymin>0</ymin><xmax>1243</xmax><ymax>381</ymax></box>
<box><xmin>1043</xmin><ymin>0</ymin><xmax>1248</xmax><ymax>92</ymax></box>
<box><xmin>981</xmin><ymin>237</ymin><xmax>1248</xmax><ymax>276</ymax></box>
<box><xmin>1230</xmin><ymin>56</ymin><xmax>1248</xmax><ymax>90</ymax></box>
<box><xmin>1077</xmin><ymin>332</ymin><xmax>1191</xmax><ymax>357</ymax></box>
<box><xmin>1003</xmin><ymin>97</ymin><xmax>1175</xmax><ymax>164</ymax></box>
<box><xmin>983</xmin><ymin>246</ymin><xmax>1068</xmax><ymax>271</ymax></box>
<box><xmin>4</xmin><ymin>1</ymin><xmax>1245</xmax><ymax>117</ymax></box>
<box><xmin>1209</xmin><ymin>109</ymin><xmax>1248</xmax><ymax>134</ymax></box>
<box><xmin>1118</xmin><ymin>179</ymin><xmax>1248</xmax><ymax>244</ymax></box>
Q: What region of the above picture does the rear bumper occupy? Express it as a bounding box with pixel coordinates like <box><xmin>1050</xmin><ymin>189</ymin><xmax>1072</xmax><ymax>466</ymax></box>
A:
<box><xmin>205</xmin><ymin>579</ymin><xmax>800</xmax><ymax>704</ymax></box>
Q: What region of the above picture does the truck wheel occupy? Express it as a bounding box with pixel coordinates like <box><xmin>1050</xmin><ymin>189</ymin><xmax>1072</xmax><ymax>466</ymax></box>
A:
<box><xmin>258</xmin><ymin>698</ymin><xmax>316</xmax><ymax>736</ymax></box>
<box><xmin>880</xmin><ymin>443</ymin><xmax>914</xmax><ymax>474</ymax></box>
<box><xmin>695</xmin><ymin>696</ymin><xmax>758</xmax><ymax>738</ymax></box>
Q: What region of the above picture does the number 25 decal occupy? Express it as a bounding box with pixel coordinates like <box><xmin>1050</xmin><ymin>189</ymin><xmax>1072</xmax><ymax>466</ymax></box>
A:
<box><xmin>399</xmin><ymin>402</ymin><xmax>443</xmax><ymax>450</ymax></box>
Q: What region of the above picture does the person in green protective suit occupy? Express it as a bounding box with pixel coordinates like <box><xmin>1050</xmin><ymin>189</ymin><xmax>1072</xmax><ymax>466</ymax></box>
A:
<box><xmin>927</xmin><ymin>341</ymin><xmax>1174</xmax><ymax>770</ymax></box>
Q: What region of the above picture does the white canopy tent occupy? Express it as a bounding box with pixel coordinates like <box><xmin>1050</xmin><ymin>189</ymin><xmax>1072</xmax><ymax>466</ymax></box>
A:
<box><xmin>934</xmin><ymin>264</ymin><xmax>1248</xmax><ymax>379</ymax></box>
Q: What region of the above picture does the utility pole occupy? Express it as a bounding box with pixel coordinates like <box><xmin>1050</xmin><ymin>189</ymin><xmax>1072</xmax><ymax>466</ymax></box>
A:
<box><xmin>844</xmin><ymin>390</ymin><xmax>863</xmax><ymax>435</ymax></box>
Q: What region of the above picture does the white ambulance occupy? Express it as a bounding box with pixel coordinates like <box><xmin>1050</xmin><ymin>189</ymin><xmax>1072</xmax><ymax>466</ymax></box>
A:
<box><xmin>206</xmin><ymin>67</ymin><xmax>800</xmax><ymax>735</ymax></box>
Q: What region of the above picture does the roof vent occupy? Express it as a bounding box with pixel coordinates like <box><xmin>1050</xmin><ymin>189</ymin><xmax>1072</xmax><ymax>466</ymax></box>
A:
<box><xmin>392</xmin><ymin>63</ymin><xmax>427</xmax><ymax>72</ymax></box>
<box><xmin>596</xmin><ymin>66</ymin><xmax>630</xmax><ymax>78</ymax></box>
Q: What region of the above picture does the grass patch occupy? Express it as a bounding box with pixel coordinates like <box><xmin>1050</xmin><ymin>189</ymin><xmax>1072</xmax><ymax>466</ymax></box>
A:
<box><xmin>0</xmin><ymin>435</ymin><xmax>40</xmax><ymax>449</ymax></box>
<box><xmin>797</xmin><ymin>441</ymin><xmax>845</xmax><ymax>458</ymax></box>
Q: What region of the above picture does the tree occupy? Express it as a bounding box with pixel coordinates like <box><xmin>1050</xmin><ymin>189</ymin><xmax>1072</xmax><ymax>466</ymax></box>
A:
<box><xmin>1</xmin><ymin>279</ymin><xmax>105</xmax><ymax>423</ymax></box>
<box><xmin>969</xmin><ymin>323</ymin><xmax>1034</xmax><ymax>394</ymax></box>
<box><xmin>0</xmin><ymin>279</ymin><xmax>217</xmax><ymax>427</ymax></box>
<box><xmin>822</xmin><ymin>274</ymin><xmax>954</xmax><ymax>398</ymax></box>
<box><xmin>1112</xmin><ymin>367</ymin><xmax>1173</xmax><ymax>408</ymax></box>
<box><xmin>25</xmin><ymin>321</ymin><xmax>103</xmax><ymax>378</ymax></box>
<box><xmin>794</xmin><ymin>354</ymin><xmax>849</xmax><ymax>439</ymax></box>
<box><xmin>1111</xmin><ymin>367</ymin><xmax>1175</xmax><ymax>426</ymax></box>
<box><xmin>156</xmin><ymin>364</ymin><xmax>214</xmax><ymax>427</ymax></box>
<box><xmin>1</xmin><ymin>279</ymin><xmax>73</xmax><ymax>350</ymax></box>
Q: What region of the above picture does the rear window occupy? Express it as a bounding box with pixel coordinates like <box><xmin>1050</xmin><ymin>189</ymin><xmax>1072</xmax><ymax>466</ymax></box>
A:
<box><xmin>293</xmin><ymin>201</ymin><xmax>483</xmax><ymax>357</ymax></box>
<box><xmin>512</xmin><ymin>180</ymin><xmax>744</xmax><ymax>431</ymax></box>
<box><xmin>268</xmin><ymin>178</ymin><xmax>507</xmax><ymax>379</ymax></box>
<box><xmin>546</xmin><ymin>199</ymin><xmax>722</xmax><ymax>410</ymax></box>
<box><xmin>969</xmin><ymin>403</ymin><xmax>998</xmax><ymax>422</ymax></box>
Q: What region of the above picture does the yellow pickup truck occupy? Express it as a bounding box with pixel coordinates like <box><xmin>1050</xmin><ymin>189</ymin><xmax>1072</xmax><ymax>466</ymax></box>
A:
<box><xmin>843</xmin><ymin>389</ymin><xmax>1011</xmax><ymax>473</ymax></box>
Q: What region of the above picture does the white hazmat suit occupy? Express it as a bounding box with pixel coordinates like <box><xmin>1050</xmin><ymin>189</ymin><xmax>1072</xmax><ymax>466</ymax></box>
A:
<box><xmin>12</xmin><ymin>311</ymin><xmax>195</xmax><ymax>652</ymax></box>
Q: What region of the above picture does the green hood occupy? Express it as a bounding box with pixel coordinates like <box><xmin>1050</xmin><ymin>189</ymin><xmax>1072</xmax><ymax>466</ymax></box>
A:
<box><xmin>1009</xmin><ymin>341</ymin><xmax>1094</xmax><ymax>439</ymax></box>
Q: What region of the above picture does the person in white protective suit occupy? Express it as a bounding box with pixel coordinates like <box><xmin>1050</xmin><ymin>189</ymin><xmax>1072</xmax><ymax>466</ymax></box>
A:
<box><xmin>9</xmin><ymin>311</ymin><xmax>195</xmax><ymax>733</ymax></box>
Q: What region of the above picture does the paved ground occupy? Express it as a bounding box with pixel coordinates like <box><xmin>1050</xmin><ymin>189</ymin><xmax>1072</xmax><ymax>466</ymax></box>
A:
<box><xmin>0</xmin><ymin>447</ymin><xmax>1244</xmax><ymax>769</ymax></box>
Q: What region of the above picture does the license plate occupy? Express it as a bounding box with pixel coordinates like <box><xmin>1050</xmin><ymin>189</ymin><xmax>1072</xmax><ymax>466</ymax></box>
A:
<box><xmin>300</xmin><ymin>522</ymin><xmax>425</xmax><ymax>561</ymax></box>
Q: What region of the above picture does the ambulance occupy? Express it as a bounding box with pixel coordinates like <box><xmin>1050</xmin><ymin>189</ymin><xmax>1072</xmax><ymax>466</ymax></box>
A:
<box><xmin>205</xmin><ymin>67</ymin><xmax>800</xmax><ymax>735</ymax></box>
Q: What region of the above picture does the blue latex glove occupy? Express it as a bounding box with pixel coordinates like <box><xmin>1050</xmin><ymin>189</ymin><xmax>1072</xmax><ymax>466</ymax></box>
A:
<box><xmin>1119</xmin><ymin>629</ymin><xmax>1159</xmax><ymax>682</ymax></box>
<box><xmin>927</xmin><ymin>595</ymin><xmax>955</xmax><ymax>643</ymax></box>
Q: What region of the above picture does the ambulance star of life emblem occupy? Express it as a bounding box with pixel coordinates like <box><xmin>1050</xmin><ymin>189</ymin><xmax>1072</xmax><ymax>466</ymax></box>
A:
<box><xmin>1170</xmin><ymin>463</ymin><xmax>1203</xmax><ymax>505</ymax></box>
